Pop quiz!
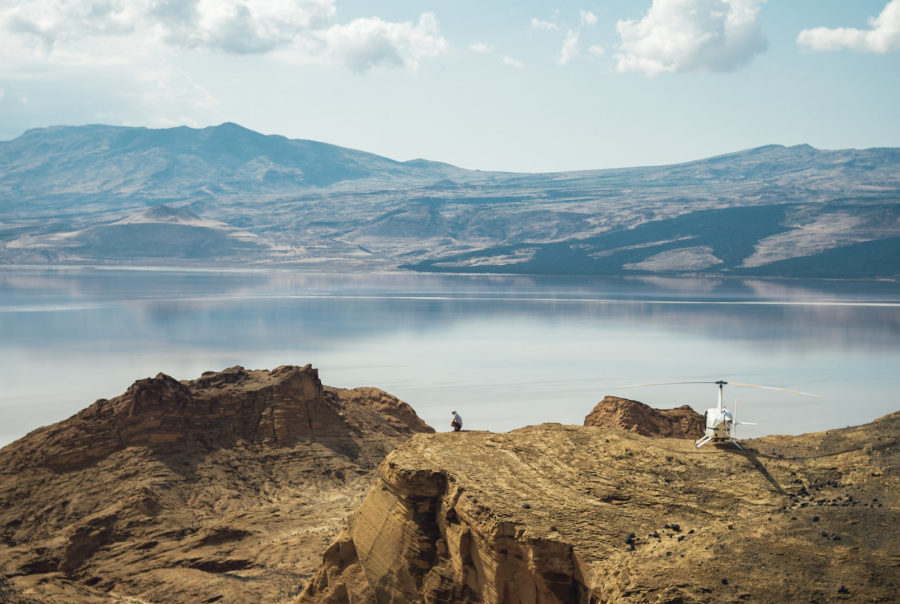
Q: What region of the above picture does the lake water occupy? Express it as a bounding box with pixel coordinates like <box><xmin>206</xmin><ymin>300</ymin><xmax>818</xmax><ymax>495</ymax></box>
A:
<box><xmin>1</xmin><ymin>266</ymin><xmax>898</xmax><ymax>447</ymax></box>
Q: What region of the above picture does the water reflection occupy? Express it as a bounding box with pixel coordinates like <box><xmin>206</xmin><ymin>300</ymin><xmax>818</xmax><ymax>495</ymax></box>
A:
<box><xmin>4</xmin><ymin>287</ymin><xmax>897</xmax><ymax>353</ymax></box>
<box><xmin>1</xmin><ymin>267</ymin><xmax>898</xmax><ymax>446</ymax></box>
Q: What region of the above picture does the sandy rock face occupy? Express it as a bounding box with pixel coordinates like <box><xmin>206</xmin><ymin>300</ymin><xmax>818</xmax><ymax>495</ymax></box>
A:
<box><xmin>0</xmin><ymin>365</ymin><xmax>432</xmax><ymax>603</ymax></box>
<box><xmin>300</xmin><ymin>413</ymin><xmax>899</xmax><ymax>603</ymax></box>
<box><xmin>584</xmin><ymin>395</ymin><xmax>704</xmax><ymax>439</ymax></box>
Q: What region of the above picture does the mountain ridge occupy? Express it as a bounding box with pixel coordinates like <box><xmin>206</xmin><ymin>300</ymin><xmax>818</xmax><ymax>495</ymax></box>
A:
<box><xmin>4</xmin><ymin>124</ymin><xmax>892</xmax><ymax>173</ymax></box>
<box><xmin>2</xmin><ymin>123</ymin><xmax>898</xmax><ymax>279</ymax></box>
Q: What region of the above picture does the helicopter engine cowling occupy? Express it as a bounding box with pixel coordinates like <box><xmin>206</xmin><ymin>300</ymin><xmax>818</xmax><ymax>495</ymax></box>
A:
<box><xmin>703</xmin><ymin>408</ymin><xmax>733</xmax><ymax>439</ymax></box>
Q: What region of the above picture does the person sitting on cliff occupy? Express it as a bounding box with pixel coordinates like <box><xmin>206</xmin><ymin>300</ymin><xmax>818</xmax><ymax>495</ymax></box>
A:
<box><xmin>450</xmin><ymin>410</ymin><xmax>462</xmax><ymax>432</ymax></box>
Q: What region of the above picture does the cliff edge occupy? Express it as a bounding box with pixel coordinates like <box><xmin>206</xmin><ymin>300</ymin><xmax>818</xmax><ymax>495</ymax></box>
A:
<box><xmin>300</xmin><ymin>413</ymin><xmax>899</xmax><ymax>603</ymax></box>
<box><xmin>0</xmin><ymin>365</ymin><xmax>432</xmax><ymax>603</ymax></box>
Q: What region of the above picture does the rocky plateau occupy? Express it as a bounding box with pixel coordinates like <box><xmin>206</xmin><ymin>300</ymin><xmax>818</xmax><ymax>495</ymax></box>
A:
<box><xmin>0</xmin><ymin>365</ymin><xmax>433</xmax><ymax>602</ymax></box>
<box><xmin>0</xmin><ymin>372</ymin><xmax>897</xmax><ymax>603</ymax></box>
<box><xmin>301</xmin><ymin>413</ymin><xmax>899</xmax><ymax>603</ymax></box>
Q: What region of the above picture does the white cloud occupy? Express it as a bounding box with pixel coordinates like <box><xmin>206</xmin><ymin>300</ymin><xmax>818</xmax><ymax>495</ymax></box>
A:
<box><xmin>541</xmin><ymin>10</ymin><xmax>598</xmax><ymax>66</ymax></box>
<box><xmin>589</xmin><ymin>44</ymin><xmax>604</xmax><ymax>56</ymax></box>
<box><xmin>1</xmin><ymin>0</ymin><xmax>337</xmax><ymax>55</ymax></box>
<box><xmin>470</xmin><ymin>41</ymin><xmax>493</xmax><ymax>54</ymax></box>
<box><xmin>0</xmin><ymin>57</ymin><xmax>222</xmax><ymax>138</ymax></box>
<box><xmin>559</xmin><ymin>30</ymin><xmax>580</xmax><ymax>65</ymax></box>
<box><xmin>112</xmin><ymin>63</ymin><xmax>221</xmax><ymax>125</ymax></box>
<box><xmin>797</xmin><ymin>0</ymin><xmax>900</xmax><ymax>53</ymax></box>
<box><xmin>0</xmin><ymin>1</ymin><xmax>451</xmax><ymax>140</ymax></box>
<box><xmin>160</xmin><ymin>0</ymin><xmax>337</xmax><ymax>53</ymax></box>
<box><xmin>3</xmin><ymin>0</ymin><xmax>144</xmax><ymax>53</ymax></box>
<box><xmin>615</xmin><ymin>0</ymin><xmax>767</xmax><ymax>75</ymax></box>
<box><xmin>319</xmin><ymin>13</ymin><xmax>449</xmax><ymax>73</ymax></box>
<box><xmin>0</xmin><ymin>1</ymin><xmax>448</xmax><ymax>72</ymax></box>
<box><xmin>502</xmin><ymin>56</ymin><xmax>524</xmax><ymax>69</ymax></box>
<box><xmin>531</xmin><ymin>18</ymin><xmax>557</xmax><ymax>31</ymax></box>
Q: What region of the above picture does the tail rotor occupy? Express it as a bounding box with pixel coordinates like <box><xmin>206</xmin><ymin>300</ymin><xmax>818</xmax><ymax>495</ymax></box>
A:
<box><xmin>731</xmin><ymin>399</ymin><xmax>758</xmax><ymax>440</ymax></box>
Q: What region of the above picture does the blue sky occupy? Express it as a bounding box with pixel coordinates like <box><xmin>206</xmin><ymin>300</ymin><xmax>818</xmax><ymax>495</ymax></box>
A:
<box><xmin>1</xmin><ymin>0</ymin><xmax>899</xmax><ymax>171</ymax></box>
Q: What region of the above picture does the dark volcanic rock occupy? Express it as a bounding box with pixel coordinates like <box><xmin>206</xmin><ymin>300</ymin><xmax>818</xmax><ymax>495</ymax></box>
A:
<box><xmin>584</xmin><ymin>395</ymin><xmax>704</xmax><ymax>439</ymax></box>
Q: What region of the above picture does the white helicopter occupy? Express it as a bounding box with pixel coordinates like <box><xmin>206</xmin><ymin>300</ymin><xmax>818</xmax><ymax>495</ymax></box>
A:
<box><xmin>618</xmin><ymin>380</ymin><xmax>823</xmax><ymax>450</ymax></box>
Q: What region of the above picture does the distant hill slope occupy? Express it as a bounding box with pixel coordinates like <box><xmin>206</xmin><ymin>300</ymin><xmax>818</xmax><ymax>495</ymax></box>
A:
<box><xmin>1</xmin><ymin>123</ymin><xmax>899</xmax><ymax>278</ymax></box>
<box><xmin>0</xmin><ymin>122</ymin><xmax>463</xmax><ymax>207</ymax></box>
<box><xmin>0</xmin><ymin>365</ymin><xmax>432</xmax><ymax>603</ymax></box>
<box><xmin>5</xmin><ymin>203</ymin><xmax>271</xmax><ymax>264</ymax></box>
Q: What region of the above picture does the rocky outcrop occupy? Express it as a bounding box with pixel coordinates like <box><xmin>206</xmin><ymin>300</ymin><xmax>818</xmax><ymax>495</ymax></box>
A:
<box><xmin>584</xmin><ymin>395</ymin><xmax>704</xmax><ymax>439</ymax></box>
<box><xmin>300</xmin><ymin>413</ymin><xmax>900</xmax><ymax>603</ymax></box>
<box><xmin>0</xmin><ymin>365</ymin><xmax>432</xmax><ymax>603</ymax></box>
<box><xmin>5</xmin><ymin>364</ymin><xmax>428</xmax><ymax>470</ymax></box>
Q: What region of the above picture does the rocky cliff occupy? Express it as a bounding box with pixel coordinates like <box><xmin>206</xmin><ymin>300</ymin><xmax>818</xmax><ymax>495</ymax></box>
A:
<box><xmin>584</xmin><ymin>396</ymin><xmax>704</xmax><ymax>439</ymax></box>
<box><xmin>0</xmin><ymin>365</ymin><xmax>432</xmax><ymax>603</ymax></box>
<box><xmin>300</xmin><ymin>413</ymin><xmax>899</xmax><ymax>603</ymax></box>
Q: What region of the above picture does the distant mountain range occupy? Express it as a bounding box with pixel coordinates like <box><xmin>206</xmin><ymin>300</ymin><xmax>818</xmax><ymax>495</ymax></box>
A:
<box><xmin>1</xmin><ymin>123</ymin><xmax>898</xmax><ymax>279</ymax></box>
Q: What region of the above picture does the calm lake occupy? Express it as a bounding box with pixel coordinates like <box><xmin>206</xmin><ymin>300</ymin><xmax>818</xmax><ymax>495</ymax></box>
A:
<box><xmin>1</xmin><ymin>266</ymin><xmax>898</xmax><ymax>447</ymax></box>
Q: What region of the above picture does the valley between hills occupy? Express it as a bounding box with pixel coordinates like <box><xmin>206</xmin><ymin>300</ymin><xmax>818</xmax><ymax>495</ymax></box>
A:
<box><xmin>0</xmin><ymin>365</ymin><xmax>896</xmax><ymax>603</ymax></box>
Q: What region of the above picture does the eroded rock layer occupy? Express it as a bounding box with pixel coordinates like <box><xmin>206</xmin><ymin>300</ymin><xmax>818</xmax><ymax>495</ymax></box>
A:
<box><xmin>584</xmin><ymin>396</ymin><xmax>704</xmax><ymax>439</ymax></box>
<box><xmin>0</xmin><ymin>365</ymin><xmax>432</xmax><ymax>603</ymax></box>
<box><xmin>300</xmin><ymin>413</ymin><xmax>899</xmax><ymax>603</ymax></box>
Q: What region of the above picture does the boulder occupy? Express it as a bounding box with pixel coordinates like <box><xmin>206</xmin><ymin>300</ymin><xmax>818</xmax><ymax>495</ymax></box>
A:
<box><xmin>584</xmin><ymin>395</ymin><xmax>704</xmax><ymax>439</ymax></box>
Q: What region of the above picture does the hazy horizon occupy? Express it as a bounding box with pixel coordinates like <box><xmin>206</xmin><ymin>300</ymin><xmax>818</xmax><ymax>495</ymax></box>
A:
<box><xmin>3</xmin><ymin>121</ymin><xmax>895</xmax><ymax>174</ymax></box>
<box><xmin>2</xmin><ymin>1</ymin><xmax>898</xmax><ymax>172</ymax></box>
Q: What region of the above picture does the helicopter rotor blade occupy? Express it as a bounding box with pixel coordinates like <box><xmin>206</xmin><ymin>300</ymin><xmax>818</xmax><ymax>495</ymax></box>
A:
<box><xmin>733</xmin><ymin>399</ymin><xmax>738</xmax><ymax>439</ymax></box>
<box><xmin>727</xmin><ymin>382</ymin><xmax>824</xmax><ymax>398</ymax></box>
<box><xmin>617</xmin><ymin>381</ymin><xmax>715</xmax><ymax>388</ymax></box>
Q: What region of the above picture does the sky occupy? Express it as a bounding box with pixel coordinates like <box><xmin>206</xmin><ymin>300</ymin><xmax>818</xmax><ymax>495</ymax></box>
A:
<box><xmin>1</xmin><ymin>0</ymin><xmax>899</xmax><ymax>172</ymax></box>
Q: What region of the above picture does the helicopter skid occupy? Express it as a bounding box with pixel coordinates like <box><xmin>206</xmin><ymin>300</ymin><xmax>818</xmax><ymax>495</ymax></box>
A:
<box><xmin>694</xmin><ymin>435</ymin><xmax>713</xmax><ymax>448</ymax></box>
<box><xmin>695</xmin><ymin>435</ymin><xmax>743</xmax><ymax>450</ymax></box>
